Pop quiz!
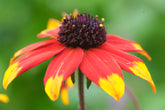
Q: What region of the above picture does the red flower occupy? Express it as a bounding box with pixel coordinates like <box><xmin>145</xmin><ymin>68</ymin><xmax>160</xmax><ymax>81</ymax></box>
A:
<box><xmin>3</xmin><ymin>10</ymin><xmax>156</xmax><ymax>104</ymax></box>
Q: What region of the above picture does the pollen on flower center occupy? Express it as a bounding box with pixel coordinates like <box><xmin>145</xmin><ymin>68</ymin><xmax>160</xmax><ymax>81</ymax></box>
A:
<box><xmin>58</xmin><ymin>14</ymin><xmax>107</xmax><ymax>49</ymax></box>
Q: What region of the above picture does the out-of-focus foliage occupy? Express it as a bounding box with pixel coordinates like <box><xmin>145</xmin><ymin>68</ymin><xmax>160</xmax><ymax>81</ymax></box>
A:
<box><xmin>0</xmin><ymin>0</ymin><xmax>165</xmax><ymax>110</ymax></box>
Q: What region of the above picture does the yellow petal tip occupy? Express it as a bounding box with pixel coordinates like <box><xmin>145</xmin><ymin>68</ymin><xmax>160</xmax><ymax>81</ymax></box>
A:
<box><xmin>139</xmin><ymin>51</ymin><xmax>152</xmax><ymax>61</ymax></box>
<box><xmin>3</xmin><ymin>85</ymin><xmax>8</xmax><ymax>91</ymax></box>
<box><xmin>9</xmin><ymin>57</ymin><xmax>16</xmax><ymax>65</ymax></box>
<box><xmin>47</xmin><ymin>19</ymin><xmax>61</xmax><ymax>29</ymax></box>
<box><xmin>3</xmin><ymin>62</ymin><xmax>22</xmax><ymax>90</ymax></box>
<box><xmin>14</xmin><ymin>50</ymin><xmax>21</xmax><ymax>57</ymax></box>
<box><xmin>45</xmin><ymin>75</ymin><xmax>63</xmax><ymax>101</ymax></box>
<box><xmin>0</xmin><ymin>94</ymin><xmax>9</xmax><ymax>103</ymax></box>
<box><xmin>61</xmin><ymin>86</ymin><xmax>69</xmax><ymax>106</ymax></box>
<box><xmin>129</xmin><ymin>61</ymin><xmax>156</xmax><ymax>93</ymax></box>
<box><xmin>149</xmin><ymin>81</ymin><xmax>156</xmax><ymax>93</ymax></box>
<box><xmin>132</xmin><ymin>43</ymin><xmax>151</xmax><ymax>61</ymax></box>
<box><xmin>99</xmin><ymin>74</ymin><xmax>125</xmax><ymax>101</ymax></box>
<box><xmin>66</xmin><ymin>77</ymin><xmax>74</xmax><ymax>88</ymax></box>
<box><xmin>9</xmin><ymin>50</ymin><xmax>22</xmax><ymax>65</ymax></box>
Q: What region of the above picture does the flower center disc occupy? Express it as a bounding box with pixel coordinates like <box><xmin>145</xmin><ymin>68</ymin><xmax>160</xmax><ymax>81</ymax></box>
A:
<box><xmin>58</xmin><ymin>14</ymin><xmax>107</xmax><ymax>49</ymax></box>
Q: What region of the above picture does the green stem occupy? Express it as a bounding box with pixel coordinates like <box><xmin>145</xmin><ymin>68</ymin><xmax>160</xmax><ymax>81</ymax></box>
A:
<box><xmin>125</xmin><ymin>87</ymin><xmax>141</xmax><ymax>110</ymax></box>
<box><xmin>78</xmin><ymin>69</ymin><xmax>85</xmax><ymax>110</ymax></box>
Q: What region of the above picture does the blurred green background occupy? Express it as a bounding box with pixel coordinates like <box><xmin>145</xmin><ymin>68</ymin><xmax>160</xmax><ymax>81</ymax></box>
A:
<box><xmin>0</xmin><ymin>0</ymin><xmax>165</xmax><ymax>110</ymax></box>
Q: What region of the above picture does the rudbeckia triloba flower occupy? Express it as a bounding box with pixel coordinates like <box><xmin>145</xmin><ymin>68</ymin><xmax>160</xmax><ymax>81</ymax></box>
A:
<box><xmin>0</xmin><ymin>94</ymin><xmax>9</xmax><ymax>103</ymax></box>
<box><xmin>3</xmin><ymin>9</ymin><xmax>156</xmax><ymax>108</ymax></box>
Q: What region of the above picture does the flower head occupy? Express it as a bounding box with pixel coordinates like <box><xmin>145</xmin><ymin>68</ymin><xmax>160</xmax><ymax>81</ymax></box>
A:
<box><xmin>3</xmin><ymin>10</ymin><xmax>156</xmax><ymax>104</ymax></box>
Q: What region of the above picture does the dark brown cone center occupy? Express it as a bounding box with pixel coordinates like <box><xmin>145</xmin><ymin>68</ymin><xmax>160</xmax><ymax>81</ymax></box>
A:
<box><xmin>57</xmin><ymin>14</ymin><xmax>107</xmax><ymax>49</ymax></box>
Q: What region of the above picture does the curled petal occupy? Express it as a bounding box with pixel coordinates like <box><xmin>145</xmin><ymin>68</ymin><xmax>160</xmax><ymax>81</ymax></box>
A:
<box><xmin>107</xmin><ymin>35</ymin><xmax>151</xmax><ymax>60</ymax></box>
<box><xmin>44</xmin><ymin>47</ymin><xmax>84</xmax><ymax>101</ymax></box>
<box><xmin>0</xmin><ymin>94</ymin><xmax>9</xmax><ymax>103</ymax></box>
<box><xmin>80</xmin><ymin>49</ymin><xmax>125</xmax><ymax>100</ymax></box>
<box><xmin>3</xmin><ymin>42</ymin><xmax>65</xmax><ymax>90</ymax></box>
<box><xmin>100</xmin><ymin>43</ymin><xmax>156</xmax><ymax>93</ymax></box>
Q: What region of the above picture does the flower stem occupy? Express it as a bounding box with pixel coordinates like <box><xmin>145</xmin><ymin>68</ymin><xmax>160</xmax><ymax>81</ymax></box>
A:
<box><xmin>125</xmin><ymin>87</ymin><xmax>141</xmax><ymax>110</ymax></box>
<box><xmin>78</xmin><ymin>69</ymin><xmax>85</xmax><ymax>110</ymax></box>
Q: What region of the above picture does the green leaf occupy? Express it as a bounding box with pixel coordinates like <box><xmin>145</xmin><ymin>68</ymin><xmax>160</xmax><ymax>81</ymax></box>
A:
<box><xmin>71</xmin><ymin>72</ymin><xmax>75</xmax><ymax>84</ymax></box>
<box><xmin>86</xmin><ymin>77</ymin><xmax>92</xmax><ymax>89</ymax></box>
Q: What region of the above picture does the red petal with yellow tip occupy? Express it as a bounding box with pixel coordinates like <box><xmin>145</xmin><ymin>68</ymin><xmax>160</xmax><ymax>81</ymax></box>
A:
<box><xmin>3</xmin><ymin>41</ymin><xmax>65</xmax><ymax>90</ymax></box>
<box><xmin>10</xmin><ymin>39</ymin><xmax>57</xmax><ymax>64</ymax></box>
<box><xmin>44</xmin><ymin>47</ymin><xmax>84</xmax><ymax>101</ymax></box>
<box><xmin>107</xmin><ymin>35</ymin><xmax>151</xmax><ymax>60</ymax></box>
<box><xmin>37</xmin><ymin>28</ymin><xmax>59</xmax><ymax>38</ymax></box>
<box><xmin>80</xmin><ymin>49</ymin><xmax>125</xmax><ymax>101</ymax></box>
<box><xmin>100</xmin><ymin>43</ymin><xmax>156</xmax><ymax>93</ymax></box>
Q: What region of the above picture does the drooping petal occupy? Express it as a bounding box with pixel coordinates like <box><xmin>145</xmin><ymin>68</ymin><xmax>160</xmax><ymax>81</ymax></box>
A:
<box><xmin>0</xmin><ymin>94</ymin><xmax>9</xmax><ymax>103</ymax></box>
<box><xmin>100</xmin><ymin>43</ymin><xmax>156</xmax><ymax>93</ymax></box>
<box><xmin>80</xmin><ymin>49</ymin><xmax>125</xmax><ymax>101</ymax></box>
<box><xmin>10</xmin><ymin>39</ymin><xmax>57</xmax><ymax>64</ymax></box>
<box><xmin>44</xmin><ymin>47</ymin><xmax>84</xmax><ymax>101</ymax></box>
<box><xmin>60</xmin><ymin>77</ymin><xmax>74</xmax><ymax>106</ymax></box>
<box><xmin>107</xmin><ymin>35</ymin><xmax>151</xmax><ymax>60</ymax></box>
<box><xmin>60</xmin><ymin>84</ymin><xmax>69</xmax><ymax>106</ymax></box>
<box><xmin>3</xmin><ymin>42</ymin><xmax>65</xmax><ymax>90</ymax></box>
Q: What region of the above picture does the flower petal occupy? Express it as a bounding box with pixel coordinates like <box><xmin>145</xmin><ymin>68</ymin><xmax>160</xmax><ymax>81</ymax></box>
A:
<box><xmin>100</xmin><ymin>43</ymin><xmax>156</xmax><ymax>93</ymax></box>
<box><xmin>37</xmin><ymin>27</ymin><xmax>59</xmax><ymax>38</ymax></box>
<box><xmin>60</xmin><ymin>84</ymin><xmax>69</xmax><ymax>106</ymax></box>
<box><xmin>47</xmin><ymin>19</ymin><xmax>61</xmax><ymax>29</ymax></box>
<box><xmin>107</xmin><ymin>35</ymin><xmax>151</xmax><ymax>60</ymax></box>
<box><xmin>3</xmin><ymin>42</ymin><xmax>65</xmax><ymax>90</ymax></box>
<box><xmin>60</xmin><ymin>77</ymin><xmax>74</xmax><ymax>105</ymax></box>
<box><xmin>44</xmin><ymin>47</ymin><xmax>84</xmax><ymax>101</ymax></box>
<box><xmin>80</xmin><ymin>49</ymin><xmax>125</xmax><ymax>101</ymax></box>
<box><xmin>66</xmin><ymin>76</ymin><xmax>74</xmax><ymax>88</ymax></box>
<box><xmin>10</xmin><ymin>39</ymin><xmax>57</xmax><ymax>64</ymax></box>
<box><xmin>37</xmin><ymin>18</ymin><xmax>61</xmax><ymax>38</ymax></box>
<box><xmin>0</xmin><ymin>94</ymin><xmax>9</xmax><ymax>103</ymax></box>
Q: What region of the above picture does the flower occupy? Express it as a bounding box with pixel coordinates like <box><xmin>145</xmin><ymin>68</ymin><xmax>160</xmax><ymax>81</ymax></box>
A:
<box><xmin>3</xmin><ymin>9</ymin><xmax>156</xmax><ymax>103</ymax></box>
<box><xmin>0</xmin><ymin>94</ymin><xmax>9</xmax><ymax>103</ymax></box>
